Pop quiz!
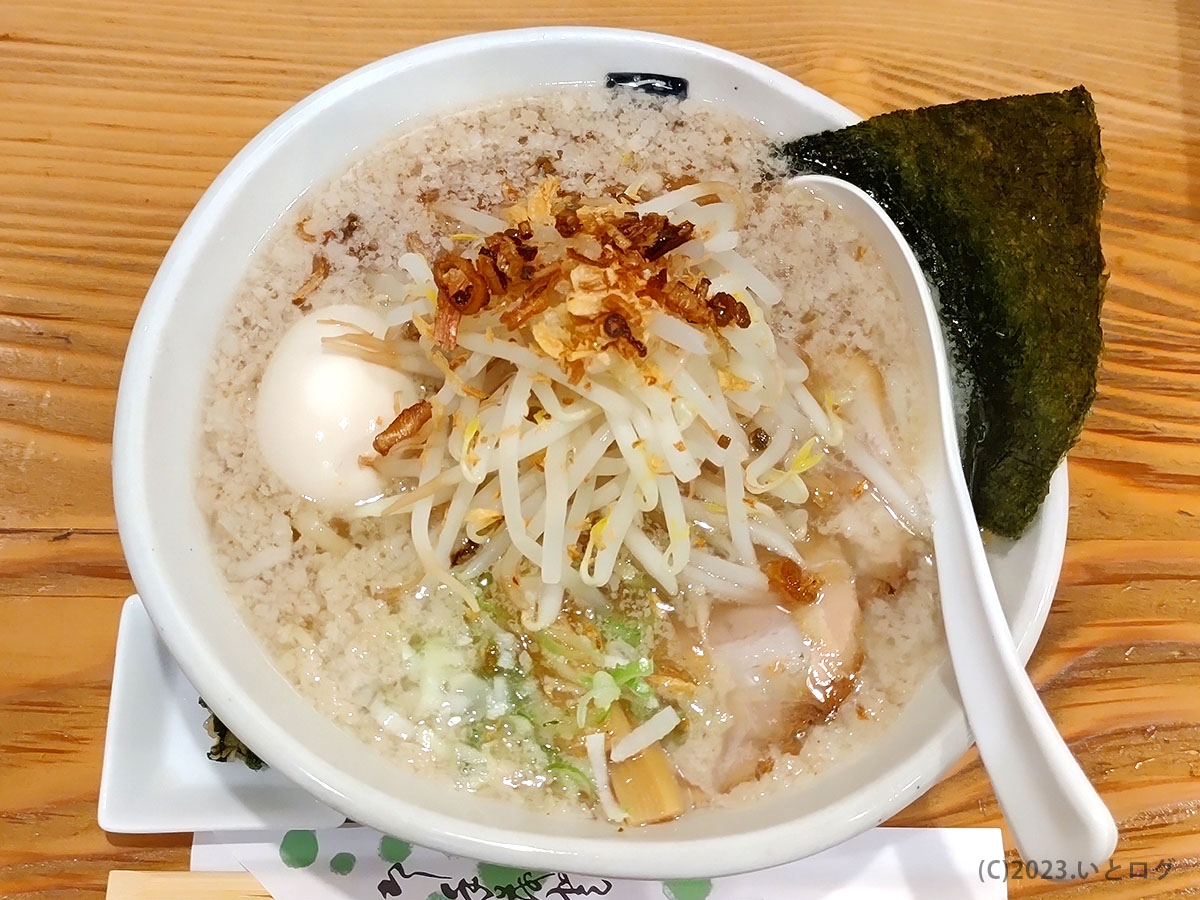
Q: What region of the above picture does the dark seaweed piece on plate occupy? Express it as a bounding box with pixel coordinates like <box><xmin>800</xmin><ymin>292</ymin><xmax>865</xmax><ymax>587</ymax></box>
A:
<box><xmin>199</xmin><ymin>698</ymin><xmax>266</xmax><ymax>770</ymax></box>
<box><xmin>606</xmin><ymin>72</ymin><xmax>689</xmax><ymax>99</ymax></box>
<box><xmin>777</xmin><ymin>86</ymin><xmax>1105</xmax><ymax>537</ymax></box>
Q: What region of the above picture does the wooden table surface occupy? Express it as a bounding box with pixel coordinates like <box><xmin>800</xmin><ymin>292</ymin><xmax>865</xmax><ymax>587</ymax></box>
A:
<box><xmin>2</xmin><ymin>1</ymin><xmax>1198</xmax><ymax>897</ymax></box>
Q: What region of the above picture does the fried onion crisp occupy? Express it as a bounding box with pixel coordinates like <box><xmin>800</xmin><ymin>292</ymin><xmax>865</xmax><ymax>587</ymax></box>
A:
<box><xmin>764</xmin><ymin>558</ymin><xmax>823</xmax><ymax>607</ymax></box>
<box><xmin>292</xmin><ymin>254</ymin><xmax>330</xmax><ymax>306</ymax></box>
<box><xmin>424</xmin><ymin>180</ymin><xmax>750</xmax><ymax>362</ymax></box>
<box><xmin>373</xmin><ymin>400</ymin><xmax>433</xmax><ymax>455</ymax></box>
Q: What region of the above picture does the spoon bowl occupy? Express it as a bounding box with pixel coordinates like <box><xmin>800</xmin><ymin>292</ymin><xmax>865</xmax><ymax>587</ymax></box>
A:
<box><xmin>794</xmin><ymin>173</ymin><xmax>1118</xmax><ymax>872</ymax></box>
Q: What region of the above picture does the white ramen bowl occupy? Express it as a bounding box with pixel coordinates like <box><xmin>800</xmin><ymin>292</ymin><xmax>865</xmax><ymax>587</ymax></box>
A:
<box><xmin>113</xmin><ymin>27</ymin><xmax>1069</xmax><ymax>878</ymax></box>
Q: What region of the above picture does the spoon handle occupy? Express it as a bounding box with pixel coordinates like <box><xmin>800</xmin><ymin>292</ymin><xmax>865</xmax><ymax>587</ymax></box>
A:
<box><xmin>790</xmin><ymin>170</ymin><xmax>1116</xmax><ymax>868</ymax></box>
<box><xmin>933</xmin><ymin>496</ymin><xmax>1117</xmax><ymax>872</ymax></box>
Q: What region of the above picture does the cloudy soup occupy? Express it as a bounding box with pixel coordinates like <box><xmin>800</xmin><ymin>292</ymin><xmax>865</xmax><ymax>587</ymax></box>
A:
<box><xmin>198</xmin><ymin>87</ymin><xmax>944</xmax><ymax>826</ymax></box>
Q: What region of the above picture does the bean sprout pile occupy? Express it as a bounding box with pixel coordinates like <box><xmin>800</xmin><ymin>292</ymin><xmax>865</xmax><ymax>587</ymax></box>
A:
<box><xmin>330</xmin><ymin>179</ymin><xmax>846</xmax><ymax>629</ymax></box>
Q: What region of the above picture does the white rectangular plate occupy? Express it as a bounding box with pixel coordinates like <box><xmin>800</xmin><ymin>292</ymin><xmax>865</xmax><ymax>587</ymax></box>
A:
<box><xmin>99</xmin><ymin>595</ymin><xmax>346</xmax><ymax>833</ymax></box>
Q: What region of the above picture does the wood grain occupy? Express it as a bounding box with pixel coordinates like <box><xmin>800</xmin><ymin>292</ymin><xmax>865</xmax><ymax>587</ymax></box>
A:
<box><xmin>107</xmin><ymin>871</ymin><xmax>271</xmax><ymax>900</ymax></box>
<box><xmin>1</xmin><ymin>0</ymin><xmax>1198</xmax><ymax>898</ymax></box>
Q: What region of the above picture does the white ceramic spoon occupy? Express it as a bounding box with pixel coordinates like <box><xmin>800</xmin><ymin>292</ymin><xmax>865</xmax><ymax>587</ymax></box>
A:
<box><xmin>793</xmin><ymin>174</ymin><xmax>1117</xmax><ymax>871</ymax></box>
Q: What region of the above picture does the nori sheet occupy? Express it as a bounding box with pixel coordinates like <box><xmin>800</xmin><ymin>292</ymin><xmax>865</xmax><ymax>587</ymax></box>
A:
<box><xmin>777</xmin><ymin>87</ymin><xmax>1105</xmax><ymax>537</ymax></box>
<box><xmin>199</xmin><ymin>698</ymin><xmax>265</xmax><ymax>770</ymax></box>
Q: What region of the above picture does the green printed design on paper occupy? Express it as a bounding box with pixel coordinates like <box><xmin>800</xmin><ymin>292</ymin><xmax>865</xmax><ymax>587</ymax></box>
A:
<box><xmin>478</xmin><ymin>863</ymin><xmax>543</xmax><ymax>892</ymax></box>
<box><xmin>330</xmin><ymin>851</ymin><xmax>356</xmax><ymax>875</ymax></box>
<box><xmin>278</xmin><ymin>829</ymin><xmax>319</xmax><ymax>868</ymax></box>
<box><xmin>664</xmin><ymin>878</ymin><xmax>713</xmax><ymax>900</ymax></box>
<box><xmin>379</xmin><ymin>835</ymin><xmax>413</xmax><ymax>863</ymax></box>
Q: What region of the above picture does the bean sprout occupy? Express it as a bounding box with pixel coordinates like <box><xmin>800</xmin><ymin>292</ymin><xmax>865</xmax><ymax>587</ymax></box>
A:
<box><xmin>323</xmin><ymin>181</ymin><xmax>886</xmax><ymax>624</ymax></box>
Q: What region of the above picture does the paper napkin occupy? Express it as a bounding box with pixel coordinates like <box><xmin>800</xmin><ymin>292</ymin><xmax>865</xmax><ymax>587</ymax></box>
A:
<box><xmin>192</xmin><ymin>825</ymin><xmax>1005</xmax><ymax>899</ymax></box>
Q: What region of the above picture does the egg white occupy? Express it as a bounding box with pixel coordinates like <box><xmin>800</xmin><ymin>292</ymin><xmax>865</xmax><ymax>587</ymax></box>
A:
<box><xmin>255</xmin><ymin>303</ymin><xmax>417</xmax><ymax>506</ymax></box>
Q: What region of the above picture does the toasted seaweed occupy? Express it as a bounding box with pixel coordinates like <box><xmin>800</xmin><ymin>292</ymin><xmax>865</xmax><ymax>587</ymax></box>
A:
<box><xmin>199</xmin><ymin>698</ymin><xmax>265</xmax><ymax>770</ymax></box>
<box><xmin>606</xmin><ymin>72</ymin><xmax>689</xmax><ymax>99</ymax></box>
<box><xmin>777</xmin><ymin>87</ymin><xmax>1105</xmax><ymax>537</ymax></box>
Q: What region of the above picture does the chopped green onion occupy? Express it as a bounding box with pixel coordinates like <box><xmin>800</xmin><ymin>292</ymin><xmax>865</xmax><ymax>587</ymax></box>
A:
<box><xmin>535</xmin><ymin>631</ymin><xmax>570</xmax><ymax>657</ymax></box>
<box><xmin>611</xmin><ymin>657</ymin><xmax>653</xmax><ymax>685</ymax></box>
<box><xmin>576</xmin><ymin>670</ymin><xmax>620</xmax><ymax>727</ymax></box>
<box><xmin>547</xmin><ymin>761</ymin><xmax>595</xmax><ymax>796</ymax></box>
<box><xmin>600</xmin><ymin>617</ymin><xmax>643</xmax><ymax>648</ymax></box>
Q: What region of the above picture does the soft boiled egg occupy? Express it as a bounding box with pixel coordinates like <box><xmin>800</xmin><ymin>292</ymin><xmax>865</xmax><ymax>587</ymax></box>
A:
<box><xmin>255</xmin><ymin>303</ymin><xmax>417</xmax><ymax>506</ymax></box>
